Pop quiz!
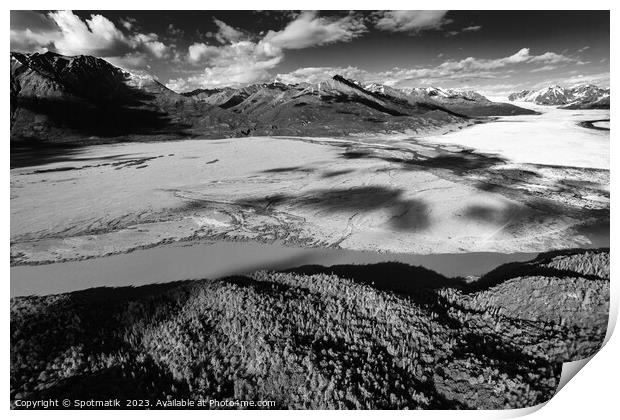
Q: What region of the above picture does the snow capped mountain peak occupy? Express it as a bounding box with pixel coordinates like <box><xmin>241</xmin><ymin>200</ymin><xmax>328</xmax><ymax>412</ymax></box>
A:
<box><xmin>424</xmin><ymin>86</ymin><xmax>451</xmax><ymax>97</ymax></box>
<box><xmin>508</xmin><ymin>83</ymin><xmax>609</xmax><ymax>108</ymax></box>
<box><xmin>124</xmin><ymin>70</ymin><xmax>159</xmax><ymax>88</ymax></box>
<box><xmin>364</xmin><ymin>82</ymin><xmax>387</xmax><ymax>94</ymax></box>
<box><xmin>360</xmin><ymin>83</ymin><xmax>491</xmax><ymax>103</ymax></box>
<box><xmin>569</xmin><ymin>83</ymin><xmax>603</xmax><ymax>92</ymax></box>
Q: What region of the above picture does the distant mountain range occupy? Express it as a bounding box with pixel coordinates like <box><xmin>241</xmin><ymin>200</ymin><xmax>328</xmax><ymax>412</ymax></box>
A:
<box><xmin>184</xmin><ymin>78</ymin><xmax>537</xmax><ymax>121</ymax></box>
<box><xmin>508</xmin><ymin>84</ymin><xmax>610</xmax><ymax>109</ymax></box>
<box><xmin>11</xmin><ymin>51</ymin><xmax>536</xmax><ymax>144</ymax></box>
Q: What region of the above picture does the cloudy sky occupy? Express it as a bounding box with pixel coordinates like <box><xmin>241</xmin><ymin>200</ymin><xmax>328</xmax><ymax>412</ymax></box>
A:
<box><xmin>10</xmin><ymin>10</ymin><xmax>610</xmax><ymax>96</ymax></box>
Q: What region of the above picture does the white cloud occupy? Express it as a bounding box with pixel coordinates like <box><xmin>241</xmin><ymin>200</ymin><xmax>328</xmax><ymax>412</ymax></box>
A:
<box><xmin>528</xmin><ymin>51</ymin><xmax>573</xmax><ymax>64</ymax></box>
<box><xmin>176</xmin><ymin>12</ymin><xmax>366</xmax><ymax>90</ymax></box>
<box><xmin>11</xmin><ymin>11</ymin><xmax>171</xmax><ymax>63</ymax></box>
<box><xmin>167</xmin><ymin>53</ymin><xmax>283</xmax><ymax>91</ymax></box>
<box><xmin>462</xmin><ymin>25</ymin><xmax>482</xmax><ymax>32</ymax></box>
<box><xmin>530</xmin><ymin>65</ymin><xmax>557</xmax><ymax>73</ymax></box>
<box><xmin>213</xmin><ymin>18</ymin><xmax>244</xmax><ymax>43</ymax></box>
<box><xmin>119</xmin><ymin>17</ymin><xmax>137</xmax><ymax>31</ymax></box>
<box><xmin>133</xmin><ymin>33</ymin><xmax>169</xmax><ymax>58</ymax></box>
<box><xmin>49</xmin><ymin>10</ymin><xmax>131</xmax><ymax>56</ymax></box>
<box><xmin>188</xmin><ymin>40</ymin><xmax>280</xmax><ymax>67</ymax></box>
<box><xmin>361</xmin><ymin>48</ymin><xmax>576</xmax><ymax>87</ymax></box>
<box><xmin>270</xmin><ymin>48</ymin><xmax>581</xmax><ymax>92</ymax></box>
<box><xmin>261</xmin><ymin>11</ymin><xmax>366</xmax><ymax>50</ymax></box>
<box><xmin>275</xmin><ymin>66</ymin><xmax>366</xmax><ymax>84</ymax></box>
<box><xmin>178</xmin><ymin>39</ymin><xmax>284</xmax><ymax>89</ymax></box>
<box><xmin>106</xmin><ymin>52</ymin><xmax>148</xmax><ymax>70</ymax></box>
<box><xmin>374</xmin><ymin>11</ymin><xmax>450</xmax><ymax>33</ymax></box>
<box><xmin>10</xmin><ymin>28</ymin><xmax>59</xmax><ymax>52</ymax></box>
<box><xmin>144</xmin><ymin>41</ymin><xmax>168</xmax><ymax>58</ymax></box>
<box><xmin>187</xmin><ymin>43</ymin><xmax>220</xmax><ymax>64</ymax></box>
<box><xmin>431</xmin><ymin>48</ymin><xmax>574</xmax><ymax>74</ymax></box>
<box><xmin>199</xmin><ymin>55</ymin><xmax>283</xmax><ymax>87</ymax></box>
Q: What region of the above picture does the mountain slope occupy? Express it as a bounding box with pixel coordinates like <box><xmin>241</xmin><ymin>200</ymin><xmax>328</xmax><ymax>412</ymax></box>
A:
<box><xmin>508</xmin><ymin>84</ymin><xmax>610</xmax><ymax>109</ymax></box>
<box><xmin>186</xmin><ymin>79</ymin><xmax>537</xmax><ymax>122</ymax></box>
<box><xmin>10</xmin><ymin>51</ymin><xmax>536</xmax><ymax>145</ymax></box>
<box><xmin>11</xmin><ymin>52</ymin><xmax>474</xmax><ymax>143</ymax></box>
<box><xmin>561</xmin><ymin>95</ymin><xmax>610</xmax><ymax>110</ymax></box>
<box><xmin>10</xmin><ymin>51</ymin><xmax>249</xmax><ymax>142</ymax></box>
<box><xmin>399</xmin><ymin>86</ymin><xmax>538</xmax><ymax>117</ymax></box>
<box><xmin>184</xmin><ymin>74</ymin><xmax>473</xmax><ymax>137</ymax></box>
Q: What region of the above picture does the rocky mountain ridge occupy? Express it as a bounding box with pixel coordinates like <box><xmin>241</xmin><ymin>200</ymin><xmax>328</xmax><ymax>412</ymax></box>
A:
<box><xmin>508</xmin><ymin>84</ymin><xmax>609</xmax><ymax>109</ymax></box>
<box><xmin>11</xmin><ymin>51</ymin><xmax>536</xmax><ymax>144</ymax></box>
<box><xmin>185</xmin><ymin>77</ymin><xmax>538</xmax><ymax>119</ymax></box>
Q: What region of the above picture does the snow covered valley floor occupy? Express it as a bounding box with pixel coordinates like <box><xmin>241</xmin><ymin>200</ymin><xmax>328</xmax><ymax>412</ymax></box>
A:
<box><xmin>10</xmin><ymin>104</ymin><xmax>609</xmax><ymax>293</ymax></box>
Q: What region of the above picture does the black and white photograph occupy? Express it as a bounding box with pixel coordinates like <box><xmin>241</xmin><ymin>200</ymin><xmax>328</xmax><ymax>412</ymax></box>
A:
<box><xmin>9</xmin><ymin>6</ymin><xmax>612</xmax><ymax>411</ymax></box>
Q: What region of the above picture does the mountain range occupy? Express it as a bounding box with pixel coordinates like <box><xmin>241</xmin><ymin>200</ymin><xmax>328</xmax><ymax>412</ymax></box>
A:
<box><xmin>508</xmin><ymin>84</ymin><xmax>610</xmax><ymax>109</ymax></box>
<box><xmin>11</xmin><ymin>51</ymin><xmax>536</xmax><ymax>144</ymax></box>
<box><xmin>184</xmin><ymin>78</ymin><xmax>536</xmax><ymax>120</ymax></box>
